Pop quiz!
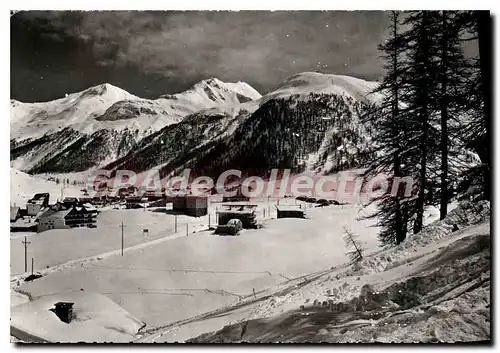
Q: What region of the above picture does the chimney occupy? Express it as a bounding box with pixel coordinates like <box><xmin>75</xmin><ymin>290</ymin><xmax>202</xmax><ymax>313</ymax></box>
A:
<box><xmin>50</xmin><ymin>302</ymin><xmax>74</xmax><ymax>324</ymax></box>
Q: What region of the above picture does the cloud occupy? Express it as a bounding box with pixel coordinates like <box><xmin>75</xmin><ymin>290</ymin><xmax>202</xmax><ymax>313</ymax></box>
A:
<box><xmin>12</xmin><ymin>11</ymin><xmax>391</xmax><ymax>102</ymax></box>
<box><xmin>25</xmin><ymin>12</ymin><xmax>388</xmax><ymax>85</ymax></box>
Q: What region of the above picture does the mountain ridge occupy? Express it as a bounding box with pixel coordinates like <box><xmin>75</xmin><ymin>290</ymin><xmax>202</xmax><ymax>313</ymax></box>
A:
<box><xmin>11</xmin><ymin>72</ymin><xmax>379</xmax><ymax>176</ymax></box>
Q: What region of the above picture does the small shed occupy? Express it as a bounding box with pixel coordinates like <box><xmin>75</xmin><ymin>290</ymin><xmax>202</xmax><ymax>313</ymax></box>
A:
<box><xmin>276</xmin><ymin>205</ymin><xmax>305</xmax><ymax>219</ymax></box>
<box><xmin>217</xmin><ymin>204</ymin><xmax>257</xmax><ymax>229</ymax></box>
<box><xmin>172</xmin><ymin>195</ymin><xmax>208</xmax><ymax>217</ymax></box>
<box><xmin>185</xmin><ymin>195</ymin><xmax>208</xmax><ymax>217</ymax></box>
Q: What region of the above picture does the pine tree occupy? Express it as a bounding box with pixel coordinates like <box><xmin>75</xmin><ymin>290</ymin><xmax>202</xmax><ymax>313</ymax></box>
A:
<box><xmin>399</xmin><ymin>11</ymin><xmax>441</xmax><ymax>234</ymax></box>
<box><xmin>434</xmin><ymin>11</ymin><xmax>470</xmax><ymax>219</ymax></box>
<box><xmin>342</xmin><ymin>226</ymin><xmax>363</xmax><ymax>264</ymax></box>
<box><xmin>455</xmin><ymin>11</ymin><xmax>491</xmax><ymax>201</ymax></box>
<box><xmin>362</xmin><ymin>11</ymin><xmax>410</xmax><ymax>245</ymax></box>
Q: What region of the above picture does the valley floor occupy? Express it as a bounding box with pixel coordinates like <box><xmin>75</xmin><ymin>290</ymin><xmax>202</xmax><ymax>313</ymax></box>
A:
<box><xmin>10</xmin><ymin>198</ymin><xmax>490</xmax><ymax>343</ymax></box>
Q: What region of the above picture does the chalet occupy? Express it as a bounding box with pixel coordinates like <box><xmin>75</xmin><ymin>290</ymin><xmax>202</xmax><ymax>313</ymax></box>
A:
<box><xmin>37</xmin><ymin>203</ymin><xmax>98</xmax><ymax>233</ymax></box>
<box><xmin>10</xmin><ymin>206</ymin><xmax>20</xmax><ymax>222</ymax></box>
<box><xmin>64</xmin><ymin>203</ymin><xmax>98</xmax><ymax>228</ymax></box>
<box><xmin>217</xmin><ymin>204</ymin><xmax>257</xmax><ymax>229</ymax></box>
<box><xmin>276</xmin><ymin>205</ymin><xmax>305</xmax><ymax>219</ymax></box>
<box><xmin>172</xmin><ymin>195</ymin><xmax>208</xmax><ymax>217</ymax></box>
<box><xmin>26</xmin><ymin>193</ymin><xmax>49</xmax><ymax>216</ymax></box>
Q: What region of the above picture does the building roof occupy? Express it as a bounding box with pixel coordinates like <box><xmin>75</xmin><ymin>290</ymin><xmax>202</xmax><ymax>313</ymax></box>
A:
<box><xmin>39</xmin><ymin>208</ymin><xmax>73</xmax><ymax>221</ymax></box>
<box><xmin>185</xmin><ymin>195</ymin><xmax>208</xmax><ymax>199</ymax></box>
<box><xmin>220</xmin><ymin>204</ymin><xmax>257</xmax><ymax>210</ymax></box>
<box><xmin>276</xmin><ymin>205</ymin><xmax>304</xmax><ymax>211</ymax></box>
<box><xmin>218</xmin><ymin>205</ymin><xmax>257</xmax><ymax>215</ymax></box>
<box><xmin>32</xmin><ymin>193</ymin><xmax>50</xmax><ymax>200</ymax></box>
<box><xmin>28</xmin><ymin>193</ymin><xmax>49</xmax><ymax>204</ymax></box>
<box><xmin>218</xmin><ymin>210</ymin><xmax>255</xmax><ymax>215</ymax></box>
<box><xmin>29</xmin><ymin>199</ymin><xmax>45</xmax><ymax>205</ymax></box>
<box><xmin>82</xmin><ymin>203</ymin><xmax>97</xmax><ymax>212</ymax></box>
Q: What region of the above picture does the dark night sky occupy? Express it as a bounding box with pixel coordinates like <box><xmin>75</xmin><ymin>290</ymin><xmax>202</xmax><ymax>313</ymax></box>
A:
<box><xmin>11</xmin><ymin>11</ymin><xmax>392</xmax><ymax>102</ymax></box>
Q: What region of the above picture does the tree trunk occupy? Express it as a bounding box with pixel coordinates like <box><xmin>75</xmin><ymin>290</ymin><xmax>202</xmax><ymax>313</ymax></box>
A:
<box><xmin>414</xmin><ymin>12</ymin><xmax>430</xmax><ymax>235</ymax></box>
<box><xmin>439</xmin><ymin>13</ymin><xmax>449</xmax><ymax>220</ymax></box>
<box><xmin>476</xmin><ymin>11</ymin><xmax>491</xmax><ymax>200</ymax></box>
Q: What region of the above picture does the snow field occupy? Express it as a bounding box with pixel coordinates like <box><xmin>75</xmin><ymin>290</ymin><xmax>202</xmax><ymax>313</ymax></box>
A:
<box><xmin>15</xmin><ymin>200</ymin><xmax>381</xmax><ymax>333</ymax></box>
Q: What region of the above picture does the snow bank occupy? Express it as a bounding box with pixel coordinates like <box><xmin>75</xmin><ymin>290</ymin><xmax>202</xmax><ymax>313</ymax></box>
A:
<box><xmin>353</xmin><ymin>200</ymin><xmax>490</xmax><ymax>276</ymax></box>
<box><xmin>11</xmin><ymin>292</ymin><xmax>145</xmax><ymax>343</ymax></box>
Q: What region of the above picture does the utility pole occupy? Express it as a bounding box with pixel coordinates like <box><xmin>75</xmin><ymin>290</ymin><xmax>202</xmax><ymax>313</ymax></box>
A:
<box><xmin>31</xmin><ymin>258</ymin><xmax>34</xmax><ymax>275</ymax></box>
<box><xmin>119</xmin><ymin>222</ymin><xmax>126</xmax><ymax>256</ymax></box>
<box><xmin>22</xmin><ymin>237</ymin><xmax>31</xmax><ymax>272</ymax></box>
<box><xmin>175</xmin><ymin>214</ymin><xmax>178</xmax><ymax>233</ymax></box>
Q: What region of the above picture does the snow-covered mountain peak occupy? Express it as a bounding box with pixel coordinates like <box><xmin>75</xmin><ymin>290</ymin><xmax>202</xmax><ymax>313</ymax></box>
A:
<box><xmin>79</xmin><ymin>82</ymin><xmax>131</xmax><ymax>98</ymax></box>
<box><xmin>168</xmin><ymin>78</ymin><xmax>261</xmax><ymax>106</ymax></box>
<box><xmin>262</xmin><ymin>72</ymin><xmax>381</xmax><ymax>105</ymax></box>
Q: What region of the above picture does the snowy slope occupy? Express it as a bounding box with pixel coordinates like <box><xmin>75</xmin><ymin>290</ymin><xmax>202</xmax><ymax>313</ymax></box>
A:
<box><xmin>104</xmin><ymin>100</ymin><xmax>260</xmax><ymax>176</ymax></box>
<box><xmin>11</xmin><ymin>80</ymin><xmax>261</xmax><ymax>141</ymax></box>
<box><xmin>12</xmin><ymin>72</ymin><xmax>379</xmax><ymax>176</ymax></box>
<box><xmin>105</xmin><ymin>72</ymin><xmax>379</xmax><ymax>179</ymax></box>
<box><xmin>187</xmin><ymin>201</ymin><xmax>491</xmax><ymax>343</ymax></box>
<box><xmin>163</xmin><ymin>78</ymin><xmax>261</xmax><ymax>107</ymax></box>
<box><xmin>261</xmin><ymin>72</ymin><xmax>381</xmax><ymax>105</ymax></box>
<box><xmin>10</xmin><ymin>84</ymin><xmax>140</xmax><ymax>140</ymax></box>
<box><xmin>10</xmin><ymin>168</ymin><xmax>82</xmax><ymax>207</ymax></box>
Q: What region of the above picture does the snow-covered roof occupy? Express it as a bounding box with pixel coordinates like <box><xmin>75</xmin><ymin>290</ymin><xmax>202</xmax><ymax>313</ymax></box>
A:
<box><xmin>10</xmin><ymin>292</ymin><xmax>145</xmax><ymax>343</ymax></box>
<box><xmin>39</xmin><ymin>208</ymin><xmax>72</xmax><ymax>220</ymax></box>
<box><xmin>82</xmin><ymin>203</ymin><xmax>97</xmax><ymax>211</ymax></box>
<box><xmin>276</xmin><ymin>205</ymin><xmax>304</xmax><ymax>211</ymax></box>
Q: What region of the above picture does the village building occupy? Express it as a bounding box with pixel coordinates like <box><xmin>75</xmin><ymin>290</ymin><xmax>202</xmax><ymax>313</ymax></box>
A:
<box><xmin>276</xmin><ymin>205</ymin><xmax>306</xmax><ymax>219</ymax></box>
<box><xmin>26</xmin><ymin>193</ymin><xmax>49</xmax><ymax>216</ymax></box>
<box><xmin>10</xmin><ymin>207</ymin><xmax>34</xmax><ymax>232</ymax></box>
<box><xmin>217</xmin><ymin>204</ymin><xmax>258</xmax><ymax>229</ymax></box>
<box><xmin>37</xmin><ymin>203</ymin><xmax>99</xmax><ymax>233</ymax></box>
<box><xmin>172</xmin><ymin>195</ymin><xmax>208</xmax><ymax>217</ymax></box>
